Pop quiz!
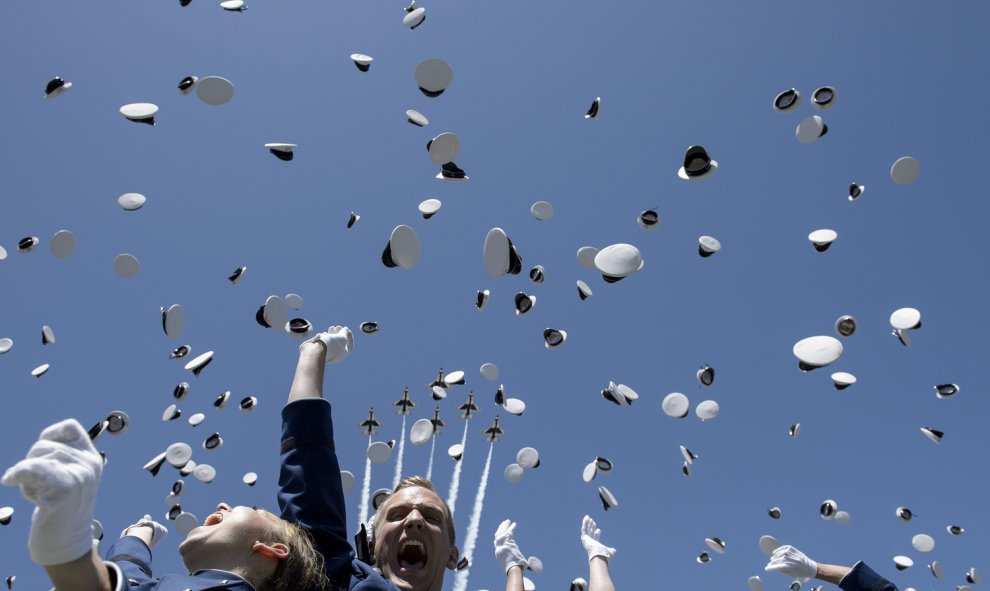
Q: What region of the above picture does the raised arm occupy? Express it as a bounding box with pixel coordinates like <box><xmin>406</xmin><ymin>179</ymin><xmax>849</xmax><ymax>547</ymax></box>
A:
<box><xmin>494</xmin><ymin>519</ymin><xmax>529</xmax><ymax>591</ymax></box>
<box><xmin>766</xmin><ymin>545</ymin><xmax>898</xmax><ymax>591</ymax></box>
<box><xmin>278</xmin><ymin>328</ymin><xmax>355</xmax><ymax>583</ymax></box>
<box><xmin>580</xmin><ymin>515</ymin><xmax>616</xmax><ymax>591</ymax></box>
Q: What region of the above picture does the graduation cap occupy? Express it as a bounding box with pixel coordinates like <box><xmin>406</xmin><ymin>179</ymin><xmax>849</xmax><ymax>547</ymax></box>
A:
<box><xmin>170</xmin><ymin>345</ymin><xmax>190</xmax><ymax>359</ymax></box>
<box><xmin>768</xmin><ymin>507</ymin><xmax>782</xmax><ymax>519</ymax></box>
<box><xmin>789</xmin><ymin>423</ymin><xmax>800</xmax><ymax>438</ymax></box>
<box><xmin>414</xmin><ymin>58</ymin><xmax>453</xmax><ymax>97</ymax></box>
<box><xmin>18</xmin><ymin>236</ymin><xmax>39</xmax><ymax>253</ymax></box>
<box><xmin>243</xmin><ymin>472</ymin><xmax>258</xmax><ymax>486</ymax></box>
<box><xmin>173</xmin><ymin>381</ymin><xmax>190</xmax><ymax>400</ymax></box>
<box><xmin>44</xmin><ymin>76</ymin><xmax>72</xmax><ymax>99</ymax></box>
<box><xmin>443</xmin><ymin>371</ymin><xmax>466</xmax><ymax>386</ymax></box>
<box><xmin>585</xmin><ymin>97</ymin><xmax>600</xmax><ymax>119</ymax></box>
<box><xmin>594</xmin><ymin>243</ymin><xmax>644</xmax><ymax>282</ymax></box>
<box><xmin>436</xmin><ymin>161</ymin><xmax>468</xmax><ymax>181</ymax></box>
<box><xmin>808</xmin><ymin>229</ymin><xmax>838</xmax><ymax>252</ymax></box>
<box><xmin>748</xmin><ymin>576</ymin><xmax>764</xmax><ymax>591</ymax></box>
<box><xmin>456</xmin><ymin>557</ymin><xmax>469</xmax><ymax>571</ymax></box>
<box><xmin>811</xmin><ymin>86</ymin><xmax>836</xmax><ymax>110</ymax></box>
<box><xmin>410</xmin><ymin>419</ymin><xmax>434</xmax><ymax>445</ymax></box>
<box><xmin>576</xmin><ymin>280</ymin><xmax>593</xmax><ymax>301</ymax></box>
<box><xmin>929</xmin><ymin>561</ymin><xmax>943</xmax><ymax>579</ymax></box>
<box><xmin>834</xmin><ymin>315</ymin><xmax>857</xmax><ymax>337</ymax></box>
<box><xmin>381</xmin><ymin>225</ymin><xmax>421</xmax><ymax>269</ymax></box>
<box><xmin>582</xmin><ymin>457</ymin><xmax>613</xmax><ymax>482</ymax></box>
<box><xmin>203</xmin><ymin>432</ymin><xmax>223</xmax><ymax>450</ymax></box>
<box><xmin>662</xmin><ymin>392</ymin><xmax>690</xmax><ymax>418</ymax></box>
<box><xmin>372</xmin><ymin>488</ymin><xmax>392</xmax><ymax>511</ymax></box>
<box><xmin>162</xmin><ymin>404</ymin><xmax>181</xmax><ymax>422</ymax></box>
<box><xmin>196</xmin><ymin>76</ymin><xmax>234</xmax><ymax>105</ymax></box>
<box><xmin>695</xmin><ymin>400</ymin><xmax>719</xmax><ymax>421</ymax></box>
<box><xmin>286</xmin><ymin>318</ymin><xmax>313</xmax><ymax>338</ymax></box>
<box><xmin>637</xmin><ymin>209</ymin><xmax>660</xmax><ymax>230</ymax></box>
<box><xmin>758</xmin><ymin>535</ymin><xmax>781</xmax><ymax>557</ymax></box>
<box><xmin>895</xmin><ymin>506</ymin><xmax>914</xmax><ymax>521</ymax></box>
<box><xmin>448</xmin><ymin>443</ymin><xmax>464</xmax><ymax>461</ymax></box>
<box><xmin>177</xmin><ymin>75</ymin><xmax>198</xmax><ymax>94</ymax></box>
<box><xmin>601</xmin><ymin>382</ymin><xmax>637</xmax><ymax>406</ymax></box>
<box><xmin>705</xmin><ymin>537</ymin><xmax>726</xmax><ymax>554</ymax></box>
<box><xmin>484</xmin><ymin>228</ymin><xmax>523</xmax><ymax>278</ymax></box>
<box><xmin>403</xmin><ymin>2</ymin><xmax>426</xmax><ymax>29</ymax></box>
<box><xmin>773</xmin><ymin>88</ymin><xmax>801</xmax><ymax>112</ymax></box>
<box><xmin>114</xmin><ymin>253</ymin><xmax>140</xmax><ymax>277</ymax></box>
<box><xmin>0</xmin><ymin>506</ymin><xmax>12</xmax><ymax>526</ymax></box>
<box><xmin>427</xmin><ymin>132</ymin><xmax>460</xmax><ymax>164</ymax></box>
<box><xmin>165</xmin><ymin>442</ymin><xmax>193</xmax><ymax>468</ymax></box>
<box><xmin>360</xmin><ymin>322</ymin><xmax>379</xmax><ymax>335</ymax></box>
<box><xmin>265</xmin><ymin>143</ymin><xmax>297</xmax><ymax>161</ymax></box>
<box><xmin>419</xmin><ymin>198</ymin><xmax>442</xmax><ymax>219</ymax></box>
<box><xmin>184</xmin><ymin>350</ymin><xmax>214</xmax><ymax>376</ymax></box>
<box><xmin>162</xmin><ymin>304</ymin><xmax>184</xmax><ymax>339</ymax></box>
<box><xmin>543</xmin><ymin>328</ymin><xmax>566</xmax><ymax>349</ymax></box>
<box><xmin>368</xmin><ymin>441</ymin><xmax>392</xmax><ymax>464</ymax></box>
<box><xmin>213</xmin><ymin>390</ymin><xmax>230</xmax><ymax>409</ymax></box>
<box><xmin>948</xmin><ymin>524</ymin><xmax>965</xmax><ymax>536</ymax></box>
<box><xmin>347</xmin><ymin>212</ymin><xmax>360</xmax><ymax>229</ymax></box>
<box><xmin>188</xmin><ymin>412</ymin><xmax>206</xmax><ymax>427</ymax></box>
<box><xmin>504</xmin><ymin>463</ymin><xmax>524</xmax><ymax>484</ymax></box>
<box><xmin>283</xmin><ymin>293</ymin><xmax>303</xmax><ymax>310</ymax></box>
<box><xmin>193</xmin><ymin>464</ymin><xmax>216</xmax><ymax>484</ymax></box>
<box><xmin>793</xmin><ymin>336</ymin><xmax>843</xmax><ymax>371</ymax></box>
<box><xmin>912</xmin><ymin>533</ymin><xmax>935</xmax><ymax>553</ymax></box>
<box><xmin>598</xmin><ymin>486</ymin><xmax>618</xmax><ymax>510</ymax></box>
<box><xmin>830</xmin><ymin>372</ymin><xmax>857</xmax><ymax>390</ymax></box>
<box><xmin>577</xmin><ymin>246</ymin><xmax>599</xmax><ymax>270</ymax></box>
<box><xmin>571</xmin><ymin>578</ymin><xmax>588</xmax><ymax>591</ymax></box>
<box><xmin>529</xmin><ymin>265</ymin><xmax>545</xmax><ymax>284</ymax></box>
<box><xmin>795</xmin><ymin>115</ymin><xmax>828</xmax><ymax>143</ymax></box>
<box><xmin>240</xmin><ymin>396</ymin><xmax>257</xmax><ymax>411</ymax></box>
<box><xmin>516</xmin><ymin>447</ymin><xmax>540</xmax><ymax>469</ymax></box>
<box><xmin>41</xmin><ymin>325</ymin><xmax>55</xmax><ymax>345</ymax></box>
<box><xmin>350</xmin><ymin>54</ymin><xmax>374</xmax><ymax>72</ymax></box>
<box><xmin>835</xmin><ymin>511</ymin><xmax>851</xmax><ymax>525</ymax></box>
<box><xmin>406</xmin><ymin>109</ymin><xmax>429</xmax><ymax>127</ymax></box>
<box><xmin>967</xmin><ymin>567</ymin><xmax>980</xmax><ymax>584</ymax></box>
<box><xmin>340</xmin><ymin>471</ymin><xmax>355</xmax><ymax>495</ymax></box>
<box><xmin>106</xmin><ymin>411</ymin><xmax>130</xmax><ymax>436</ymax></box>
<box><xmin>920</xmin><ymin>427</ymin><xmax>943</xmax><ymax>444</ymax></box>
<box><xmin>476</xmin><ymin>289</ymin><xmax>490</xmax><ymax>310</ymax></box>
<box><xmin>678</xmin><ymin>145</ymin><xmax>718</xmax><ymax>180</ymax></box>
<box><xmin>0</xmin><ymin>338</ymin><xmax>12</xmax><ymax>355</ymax></box>
<box><xmin>820</xmin><ymin>499</ymin><xmax>838</xmax><ymax>519</ymax></box>
<box><xmin>119</xmin><ymin>103</ymin><xmax>158</xmax><ymax>125</ymax></box>
<box><xmin>31</xmin><ymin>363</ymin><xmax>50</xmax><ymax>378</ymax></box>
<box><xmin>220</xmin><ymin>0</ymin><xmax>247</xmax><ymax>11</ymax></box>
<box><xmin>697</xmin><ymin>552</ymin><xmax>711</xmax><ymax>564</ymax></box>
<box><xmin>88</xmin><ymin>420</ymin><xmax>108</xmax><ymax>442</ymax></box>
<box><xmin>697</xmin><ymin>364</ymin><xmax>715</xmax><ymax>386</ymax></box>
<box><xmin>50</xmin><ymin>230</ymin><xmax>75</xmax><ymax>259</ymax></box>
<box><xmin>531</xmin><ymin>201</ymin><xmax>554</xmax><ymax>221</ymax></box>
<box><xmin>934</xmin><ymin>384</ymin><xmax>959</xmax><ymax>399</ymax></box>
<box><xmin>479</xmin><ymin>362</ymin><xmax>499</xmax><ymax>381</ymax></box>
<box><xmin>515</xmin><ymin>292</ymin><xmax>537</xmax><ymax>316</ymax></box>
<box><xmin>256</xmin><ymin>295</ymin><xmax>288</xmax><ymax>329</ymax></box>
<box><xmin>118</xmin><ymin>192</ymin><xmax>147</xmax><ymax>211</ymax></box>
<box><xmin>680</xmin><ymin>446</ymin><xmax>698</xmax><ymax>464</ymax></box>
<box><xmin>891</xmin><ymin>156</ymin><xmax>921</xmax><ymax>185</ymax></box>
<box><xmin>698</xmin><ymin>236</ymin><xmax>721</xmax><ymax>258</ymax></box>
<box><xmin>848</xmin><ymin>183</ymin><xmax>865</xmax><ymax>201</ymax></box>
<box><xmin>893</xmin><ymin>556</ymin><xmax>914</xmax><ymax>571</ymax></box>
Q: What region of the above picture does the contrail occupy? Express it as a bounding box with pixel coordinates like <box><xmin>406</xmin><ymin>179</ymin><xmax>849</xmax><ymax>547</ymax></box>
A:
<box><xmin>451</xmin><ymin>442</ymin><xmax>494</xmax><ymax>591</ymax></box>
<box><xmin>425</xmin><ymin>432</ymin><xmax>437</xmax><ymax>481</ymax></box>
<box><xmin>446</xmin><ymin>421</ymin><xmax>470</xmax><ymax>516</ymax></box>
<box><xmin>392</xmin><ymin>415</ymin><xmax>407</xmax><ymax>489</ymax></box>
<box><xmin>358</xmin><ymin>435</ymin><xmax>372</xmax><ymax>529</ymax></box>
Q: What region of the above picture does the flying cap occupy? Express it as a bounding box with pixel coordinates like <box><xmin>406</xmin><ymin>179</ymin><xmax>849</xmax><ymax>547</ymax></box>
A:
<box><xmin>966</xmin><ymin>567</ymin><xmax>979</xmax><ymax>583</ymax></box>
<box><xmin>188</xmin><ymin>412</ymin><xmax>205</xmax><ymax>427</ymax></box>
<box><xmin>912</xmin><ymin>533</ymin><xmax>935</xmax><ymax>552</ymax></box>
<box><xmin>705</xmin><ymin>537</ymin><xmax>726</xmax><ymax>554</ymax></box>
<box><xmin>367</xmin><ymin>441</ymin><xmax>392</xmax><ymax>464</ymax></box>
<box><xmin>678</xmin><ymin>145</ymin><xmax>718</xmax><ymax>180</ymax></box>
<box><xmin>893</xmin><ymin>556</ymin><xmax>914</xmax><ymax>571</ymax></box>
<box><xmin>0</xmin><ymin>338</ymin><xmax>12</xmax><ymax>354</ymax></box>
<box><xmin>516</xmin><ymin>447</ymin><xmax>540</xmax><ymax>469</ymax></box>
<box><xmin>203</xmin><ymin>432</ymin><xmax>223</xmax><ymax>451</ymax></box>
<box><xmin>834</xmin><ymin>315</ymin><xmax>857</xmax><ymax>337</ymax></box>
<box><xmin>576</xmin><ymin>280</ymin><xmax>593</xmax><ymax>301</ymax></box>
<box><xmin>242</xmin><ymin>472</ymin><xmax>257</xmax><ymax>487</ymax></box>
<box><xmin>890</xmin><ymin>307</ymin><xmax>921</xmax><ymax>330</ymax></box>
<box><xmin>406</xmin><ymin>109</ymin><xmax>429</xmax><ymax>127</ymax></box>
<box><xmin>758</xmin><ymin>535</ymin><xmax>780</xmax><ymax>557</ymax></box>
<box><xmin>808</xmin><ymin>229</ymin><xmax>838</xmax><ymax>252</ymax></box>
<box><xmin>285</xmin><ymin>318</ymin><xmax>313</xmax><ymax>338</ymax></box>
<box><xmin>350</xmin><ymin>54</ymin><xmax>374</xmax><ymax>72</ymax></box>
<box><xmin>830</xmin><ymin>372</ymin><xmax>857</xmax><ymax>390</ymax></box>
<box><xmin>143</xmin><ymin>451</ymin><xmax>168</xmax><ymax>476</ymax></box>
<box><xmin>698</xmin><ymin>236</ymin><xmax>721</xmax><ymax>258</ymax></box>
<box><xmin>419</xmin><ymin>198</ymin><xmax>442</xmax><ymax>219</ymax></box>
<box><xmin>432</xmin><ymin>386</ymin><xmax>447</xmax><ymax>400</ymax></box>
<box><xmin>929</xmin><ymin>561</ymin><xmax>943</xmax><ymax>579</ymax></box>
<box><xmin>165</xmin><ymin>442</ymin><xmax>193</xmax><ymax>468</ymax></box>
<box><xmin>427</xmin><ymin>132</ymin><xmax>460</xmax><ymax>164</ymax></box>
<box><xmin>117</xmin><ymin>193</ymin><xmax>146</xmax><ymax>211</ymax></box>
<box><xmin>527</xmin><ymin>557</ymin><xmax>543</xmax><ymax>574</ymax></box>
<box><xmin>502</xmin><ymin>397</ymin><xmax>526</xmax><ymax>415</ymax></box>
<box><xmin>44</xmin><ymin>76</ymin><xmax>72</xmax><ymax>99</ymax></box>
<box><xmin>184</xmin><ymin>350</ymin><xmax>214</xmax><ymax>376</ymax></box>
<box><xmin>410</xmin><ymin>419</ymin><xmax>434</xmax><ymax>445</ymax></box>
<box><xmin>896</xmin><ymin>507</ymin><xmax>914</xmax><ymax>521</ymax></box>
<box><xmin>382</xmin><ymin>225</ymin><xmax>421</xmax><ymax>270</ymax></box>
<box><xmin>598</xmin><ymin>486</ymin><xmax>618</xmax><ymax>510</ymax></box>
<box><xmin>340</xmin><ymin>470</ymin><xmax>355</xmax><ymax>495</ymax></box>
<box><xmin>193</xmin><ymin>464</ymin><xmax>216</xmax><ymax>483</ymax></box>
<box><xmin>594</xmin><ymin>243</ymin><xmax>643</xmax><ymax>282</ymax></box>
<box><xmin>228</xmin><ymin>266</ymin><xmax>246</xmax><ymax>284</ymax></box>
<box><xmin>402</xmin><ymin>5</ymin><xmax>426</xmax><ymax>29</ymax></box>
<box><xmin>265</xmin><ymin>143</ymin><xmax>297</xmax><ymax>161</ymax></box>
<box><xmin>697</xmin><ymin>552</ymin><xmax>711</xmax><ymax>564</ymax></box>
<box><xmin>414</xmin><ymin>58</ymin><xmax>453</xmax><ymax>97</ymax></box>
<box><xmin>920</xmin><ymin>427</ymin><xmax>943</xmax><ymax>444</ymax></box>
<box><xmin>50</xmin><ymin>230</ymin><xmax>76</xmax><ymax>259</ymax></box>
<box><xmin>789</xmin><ymin>423</ymin><xmax>800</xmax><ymax>437</ymax></box>
<box><xmin>680</xmin><ymin>446</ymin><xmax>698</xmax><ymax>464</ymax></box>
<box><xmin>543</xmin><ymin>328</ymin><xmax>566</xmax><ymax>349</ymax></box>
<box><xmin>448</xmin><ymin>443</ymin><xmax>464</xmax><ymax>461</ymax></box>
<box><xmin>173</xmin><ymin>382</ymin><xmax>190</xmax><ymax>400</ymax></box>
<box><xmin>213</xmin><ymin>391</ymin><xmax>230</xmax><ymax>409</ymax></box>
<box><xmin>529</xmin><ymin>266</ymin><xmax>545</xmax><ymax>284</ymax></box>
<box><xmin>504</xmin><ymin>463</ymin><xmax>524</xmax><ymax>484</ymax></box>
<box><xmin>484</xmin><ymin>228</ymin><xmax>523</xmax><ymax>278</ymax></box>
<box><xmin>347</xmin><ymin>212</ymin><xmax>360</xmax><ymax>229</ymax></box>
<box><xmin>515</xmin><ymin>292</ymin><xmax>537</xmax><ymax>316</ymax></box>
<box><xmin>196</xmin><ymin>76</ymin><xmax>234</xmax><ymax>105</ymax></box>
<box><xmin>162</xmin><ymin>404</ymin><xmax>181</xmax><ymax>422</ymax></box>
<box><xmin>934</xmin><ymin>384</ymin><xmax>959</xmax><ymax>399</ymax></box>
<box><xmin>106</xmin><ymin>411</ymin><xmax>130</xmax><ymax>435</ymax></box>
<box><xmin>820</xmin><ymin>499</ymin><xmax>838</xmax><ymax>519</ymax></box>
<box><xmin>835</xmin><ymin>511</ymin><xmax>851</xmax><ymax>525</ymax></box>
<box><xmin>444</xmin><ymin>370</ymin><xmax>466</xmax><ymax>386</ymax></box>
<box><xmin>41</xmin><ymin>325</ymin><xmax>55</xmax><ymax>345</ymax></box>
<box><xmin>793</xmin><ymin>336</ymin><xmax>843</xmax><ymax>371</ymax></box>
<box><xmin>174</xmin><ymin>512</ymin><xmax>199</xmax><ymax>535</ymax></box>
<box><xmin>571</xmin><ymin>578</ymin><xmax>588</xmax><ymax>591</ymax></box>
<box><xmin>795</xmin><ymin>115</ymin><xmax>828</xmax><ymax>144</ymax></box>
<box><xmin>283</xmin><ymin>293</ymin><xmax>304</xmax><ymax>310</ymax></box>
<box><xmin>531</xmin><ymin>201</ymin><xmax>554</xmax><ymax>221</ymax></box>
<box><xmin>178</xmin><ymin>76</ymin><xmax>198</xmax><ymax>94</ymax></box>
<box><xmin>436</xmin><ymin>161</ymin><xmax>468</xmax><ymax>181</ymax></box>
<box><xmin>0</xmin><ymin>246</ymin><xmax>6</xmax><ymax>260</ymax></box>
<box><xmin>372</xmin><ymin>488</ymin><xmax>392</xmax><ymax>511</ymax></box>
<box><xmin>585</xmin><ymin>97</ymin><xmax>600</xmax><ymax>119</ymax></box>
<box><xmin>31</xmin><ymin>363</ymin><xmax>50</xmax><ymax>377</ymax></box>
<box><xmin>695</xmin><ymin>400</ymin><xmax>719</xmax><ymax>421</ymax></box>
<box><xmin>697</xmin><ymin>364</ymin><xmax>715</xmax><ymax>387</ymax></box>
<box><xmin>120</xmin><ymin>103</ymin><xmax>158</xmax><ymax>125</ymax></box>
<box><xmin>848</xmin><ymin>183</ymin><xmax>865</xmax><ymax>201</ymax></box>
<box><xmin>773</xmin><ymin>88</ymin><xmax>801</xmax><ymax>112</ymax></box>
<box><xmin>18</xmin><ymin>236</ymin><xmax>39</xmax><ymax>253</ymax></box>
<box><xmin>476</xmin><ymin>289</ymin><xmax>490</xmax><ymax>310</ymax></box>
<box><xmin>114</xmin><ymin>254</ymin><xmax>141</xmax><ymax>277</ymax></box>
<box><xmin>748</xmin><ymin>577</ymin><xmax>764</xmax><ymax>591</ymax></box>
<box><xmin>162</xmin><ymin>304</ymin><xmax>184</xmax><ymax>339</ymax></box>
<box><xmin>891</xmin><ymin>157</ymin><xmax>920</xmax><ymax>185</ymax></box>
<box><xmin>637</xmin><ymin>209</ymin><xmax>660</xmax><ymax>230</ymax></box>
<box><xmin>768</xmin><ymin>507</ymin><xmax>781</xmax><ymax>519</ymax></box>
<box><xmin>811</xmin><ymin>86</ymin><xmax>836</xmax><ymax>110</ymax></box>
<box><xmin>0</xmin><ymin>507</ymin><xmax>13</xmax><ymax>525</ymax></box>
<box><xmin>577</xmin><ymin>246</ymin><xmax>599</xmax><ymax>270</ymax></box>
<box><xmin>480</xmin><ymin>362</ymin><xmax>499</xmax><ymax>381</ymax></box>
<box><xmin>662</xmin><ymin>392</ymin><xmax>690</xmax><ymax>418</ymax></box>
<box><xmin>360</xmin><ymin>322</ymin><xmax>379</xmax><ymax>335</ymax></box>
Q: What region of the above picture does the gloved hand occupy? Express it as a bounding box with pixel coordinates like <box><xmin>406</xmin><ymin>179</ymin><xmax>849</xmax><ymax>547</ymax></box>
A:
<box><xmin>121</xmin><ymin>514</ymin><xmax>169</xmax><ymax>548</ymax></box>
<box><xmin>765</xmin><ymin>545</ymin><xmax>818</xmax><ymax>582</ymax></box>
<box><xmin>2</xmin><ymin>419</ymin><xmax>103</xmax><ymax>565</ymax></box>
<box><xmin>580</xmin><ymin>515</ymin><xmax>615</xmax><ymax>563</ymax></box>
<box><xmin>494</xmin><ymin>519</ymin><xmax>529</xmax><ymax>574</ymax></box>
<box><xmin>304</xmin><ymin>326</ymin><xmax>354</xmax><ymax>364</ymax></box>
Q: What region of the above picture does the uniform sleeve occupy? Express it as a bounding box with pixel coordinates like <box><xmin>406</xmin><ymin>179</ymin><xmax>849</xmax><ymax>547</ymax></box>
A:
<box><xmin>278</xmin><ymin>398</ymin><xmax>356</xmax><ymax>580</ymax></box>
<box><xmin>104</xmin><ymin>536</ymin><xmax>155</xmax><ymax>586</ymax></box>
<box><xmin>839</xmin><ymin>562</ymin><xmax>899</xmax><ymax>591</ymax></box>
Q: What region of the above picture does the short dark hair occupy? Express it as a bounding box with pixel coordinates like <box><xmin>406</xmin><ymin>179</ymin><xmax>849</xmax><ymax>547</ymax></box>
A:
<box><xmin>373</xmin><ymin>476</ymin><xmax>456</xmax><ymax>546</ymax></box>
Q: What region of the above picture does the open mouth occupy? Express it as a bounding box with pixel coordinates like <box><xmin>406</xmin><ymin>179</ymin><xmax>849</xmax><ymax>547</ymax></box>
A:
<box><xmin>398</xmin><ymin>539</ymin><xmax>427</xmax><ymax>570</ymax></box>
<box><xmin>204</xmin><ymin>513</ymin><xmax>224</xmax><ymax>526</ymax></box>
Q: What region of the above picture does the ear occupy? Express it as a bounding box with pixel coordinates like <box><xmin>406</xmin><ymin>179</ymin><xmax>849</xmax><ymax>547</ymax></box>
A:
<box><xmin>253</xmin><ymin>541</ymin><xmax>290</xmax><ymax>560</ymax></box>
<box><xmin>446</xmin><ymin>546</ymin><xmax>459</xmax><ymax>570</ymax></box>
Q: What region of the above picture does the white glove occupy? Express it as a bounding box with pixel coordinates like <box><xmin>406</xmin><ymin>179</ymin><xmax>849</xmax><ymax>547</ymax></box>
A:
<box><xmin>494</xmin><ymin>519</ymin><xmax>529</xmax><ymax>574</ymax></box>
<box><xmin>580</xmin><ymin>515</ymin><xmax>615</xmax><ymax>563</ymax></box>
<box><xmin>304</xmin><ymin>326</ymin><xmax>354</xmax><ymax>363</ymax></box>
<box><xmin>765</xmin><ymin>545</ymin><xmax>818</xmax><ymax>582</ymax></box>
<box><xmin>2</xmin><ymin>419</ymin><xmax>103</xmax><ymax>565</ymax></box>
<box><xmin>121</xmin><ymin>514</ymin><xmax>169</xmax><ymax>548</ymax></box>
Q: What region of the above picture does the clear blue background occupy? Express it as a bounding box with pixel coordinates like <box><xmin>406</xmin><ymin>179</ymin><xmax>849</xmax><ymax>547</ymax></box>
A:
<box><xmin>0</xmin><ymin>1</ymin><xmax>987</xmax><ymax>590</ymax></box>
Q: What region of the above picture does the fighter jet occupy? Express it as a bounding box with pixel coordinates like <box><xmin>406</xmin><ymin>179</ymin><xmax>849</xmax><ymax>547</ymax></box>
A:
<box><xmin>457</xmin><ymin>392</ymin><xmax>479</xmax><ymax>419</ymax></box>
<box><xmin>393</xmin><ymin>387</ymin><xmax>415</xmax><ymax>415</ymax></box>
<box><xmin>358</xmin><ymin>407</ymin><xmax>383</xmax><ymax>435</ymax></box>
<box><xmin>430</xmin><ymin>407</ymin><xmax>447</xmax><ymax>434</ymax></box>
<box><xmin>426</xmin><ymin>368</ymin><xmax>447</xmax><ymax>390</ymax></box>
<box><xmin>482</xmin><ymin>415</ymin><xmax>505</xmax><ymax>442</ymax></box>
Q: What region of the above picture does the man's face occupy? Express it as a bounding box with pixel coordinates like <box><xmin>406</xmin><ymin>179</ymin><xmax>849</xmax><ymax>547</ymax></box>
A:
<box><xmin>178</xmin><ymin>502</ymin><xmax>280</xmax><ymax>570</ymax></box>
<box><xmin>373</xmin><ymin>487</ymin><xmax>457</xmax><ymax>591</ymax></box>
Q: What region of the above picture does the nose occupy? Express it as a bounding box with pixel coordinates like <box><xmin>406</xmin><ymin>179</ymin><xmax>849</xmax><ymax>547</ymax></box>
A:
<box><xmin>216</xmin><ymin>502</ymin><xmax>232</xmax><ymax>512</ymax></box>
<box><xmin>403</xmin><ymin>509</ymin><xmax>426</xmax><ymax>530</ymax></box>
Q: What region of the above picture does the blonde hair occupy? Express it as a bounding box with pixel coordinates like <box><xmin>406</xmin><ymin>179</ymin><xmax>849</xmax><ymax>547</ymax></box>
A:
<box><xmin>264</xmin><ymin>517</ymin><xmax>331</xmax><ymax>591</ymax></box>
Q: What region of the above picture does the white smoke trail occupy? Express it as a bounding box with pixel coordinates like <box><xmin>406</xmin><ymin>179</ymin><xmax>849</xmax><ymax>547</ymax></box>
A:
<box><xmin>451</xmin><ymin>442</ymin><xmax>494</xmax><ymax>591</ymax></box>
<box><xmin>358</xmin><ymin>435</ymin><xmax>372</xmax><ymax>529</ymax></box>
<box><xmin>446</xmin><ymin>421</ymin><xmax>470</xmax><ymax>516</ymax></box>
<box><xmin>425</xmin><ymin>433</ymin><xmax>437</xmax><ymax>481</ymax></box>
<box><xmin>392</xmin><ymin>415</ymin><xmax>407</xmax><ymax>489</ymax></box>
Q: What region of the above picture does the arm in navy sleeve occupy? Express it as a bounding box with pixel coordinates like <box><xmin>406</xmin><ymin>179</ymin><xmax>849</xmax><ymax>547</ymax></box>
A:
<box><xmin>839</xmin><ymin>562</ymin><xmax>898</xmax><ymax>591</ymax></box>
<box><xmin>105</xmin><ymin>536</ymin><xmax>155</xmax><ymax>586</ymax></box>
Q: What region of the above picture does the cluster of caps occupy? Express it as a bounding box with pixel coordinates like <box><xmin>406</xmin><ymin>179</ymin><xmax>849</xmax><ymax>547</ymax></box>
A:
<box><xmin>772</xmin><ymin>86</ymin><xmax>835</xmax><ymax>144</ymax></box>
<box><xmin>818</xmin><ymin>499</ymin><xmax>852</xmax><ymax>525</ymax></box>
<box><xmin>504</xmin><ymin>447</ymin><xmax>541</xmax><ymax>483</ymax></box>
<box><xmin>254</xmin><ymin>294</ymin><xmax>313</xmax><ymax>339</ymax></box>
<box><xmin>696</xmin><ymin>536</ymin><xmax>727</xmax><ymax>564</ymax></box>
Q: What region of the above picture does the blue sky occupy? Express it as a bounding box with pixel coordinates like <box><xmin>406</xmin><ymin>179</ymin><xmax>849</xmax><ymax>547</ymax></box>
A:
<box><xmin>0</xmin><ymin>1</ymin><xmax>987</xmax><ymax>590</ymax></box>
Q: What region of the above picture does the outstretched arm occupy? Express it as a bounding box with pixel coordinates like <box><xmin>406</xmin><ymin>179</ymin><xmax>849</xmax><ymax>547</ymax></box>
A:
<box><xmin>766</xmin><ymin>546</ymin><xmax>896</xmax><ymax>591</ymax></box>
<box><xmin>44</xmin><ymin>550</ymin><xmax>118</xmax><ymax>591</ymax></box>
<box><xmin>494</xmin><ymin>519</ymin><xmax>529</xmax><ymax>591</ymax></box>
<box><xmin>580</xmin><ymin>516</ymin><xmax>616</xmax><ymax>591</ymax></box>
